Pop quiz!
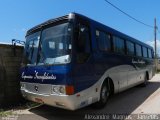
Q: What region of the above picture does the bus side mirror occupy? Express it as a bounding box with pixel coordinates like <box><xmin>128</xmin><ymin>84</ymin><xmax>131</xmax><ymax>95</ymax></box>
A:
<box><xmin>12</xmin><ymin>39</ymin><xmax>25</xmax><ymax>56</ymax></box>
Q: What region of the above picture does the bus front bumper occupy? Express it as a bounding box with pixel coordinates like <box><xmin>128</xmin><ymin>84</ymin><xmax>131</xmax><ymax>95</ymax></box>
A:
<box><xmin>21</xmin><ymin>89</ymin><xmax>80</xmax><ymax>110</ymax></box>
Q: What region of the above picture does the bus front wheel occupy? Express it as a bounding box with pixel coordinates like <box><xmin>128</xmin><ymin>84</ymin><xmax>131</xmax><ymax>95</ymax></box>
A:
<box><xmin>93</xmin><ymin>82</ymin><xmax>110</xmax><ymax>108</ymax></box>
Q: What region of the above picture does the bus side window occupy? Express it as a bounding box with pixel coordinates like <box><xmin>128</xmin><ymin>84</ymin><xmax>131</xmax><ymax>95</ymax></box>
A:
<box><xmin>152</xmin><ymin>50</ymin><xmax>154</xmax><ymax>58</ymax></box>
<box><xmin>148</xmin><ymin>49</ymin><xmax>152</xmax><ymax>58</ymax></box>
<box><xmin>136</xmin><ymin>44</ymin><xmax>142</xmax><ymax>57</ymax></box>
<box><xmin>142</xmin><ymin>47</ymin><xmax>148</xmax><ymax>58</ymax></box>
<box><xmin>96</xmin><ymin>30</ymin><xmax>111</xmax><ymax>52</ymax></box>
<box><xmin>126</xmin><ymin>41</ymin><xmax>135</xmax><ymax>56</ymax></box>
<box><xmin>76</xmin><ymin>24</ymin><xmax>91</xmax><ymax>63</ymax></box>
<box><xmin>113</xmin><ymin>36</ymin><xmax>125</xmax><ymax>54</ymax></box>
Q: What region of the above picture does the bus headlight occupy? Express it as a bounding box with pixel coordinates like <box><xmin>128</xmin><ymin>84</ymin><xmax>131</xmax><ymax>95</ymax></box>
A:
<box><xmin>59</xmin><ymin>86</ymin><xmax>65</xmax><ymax>94</ymax></box>
<box><xmin>51</xmin><ymin>85</ymin><xmax>66</xmax><ymax>95</ymax></box>
<box><xmin>51</xmin><ymin>85</ymin><xmax>74</xmax><ymax>95</ymax></box>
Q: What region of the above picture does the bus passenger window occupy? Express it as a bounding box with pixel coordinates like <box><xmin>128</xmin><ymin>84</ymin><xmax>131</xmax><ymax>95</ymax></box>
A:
<box><xmin>142</xmin><ymin>47</ymin><xmax>148</xmax><ymax>58</ymax></box>
<box><xmin>96</xmin><ymin>30</ymin><xmax>111</xmax><ymax>52</ymax></box>
<box><xmin>136</xmin><ymin>44</ymin><xmax>142</xmax><ymax>57</ymax></box>
<box><xmin>152</xmin><ymin>50</ymin><xmax>154</xmax><ymax>58</ymax></box>
<box><xmin>113</xmin><ymin>36</ymin><xmax>125</xmax><ymax>54</ymax></box>
<box><xmin>126</xmin><ymin>41</ymin><xmax>135</xmax><ymax>55</ymax></box>
<box><xmin>148</xmin><ymin>49</ymin><xmax>152</xmax><ymax>58</ymax></box>
<box><xmin>76</xmin><ymin>24</ymin><xmax>91</xmax><ymax>63</ymax></box>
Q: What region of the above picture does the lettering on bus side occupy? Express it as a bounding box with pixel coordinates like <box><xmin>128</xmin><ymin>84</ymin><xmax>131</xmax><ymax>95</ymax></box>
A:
<box><xmin>132</xmin><ymin>59</ymin><xmax>145</xmax><ymax>64</ymax></box>
<box><xmin>21</xmin><ymin>71</ymin><xmax>56</xmax><ymax>81</ymax></box>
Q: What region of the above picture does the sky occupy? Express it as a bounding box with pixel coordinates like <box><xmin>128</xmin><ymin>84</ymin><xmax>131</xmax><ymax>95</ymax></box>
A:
<box><xmin>0</xmin><ymin>0</ymin><xmax>160</xmax><ymax>55</ymax></box>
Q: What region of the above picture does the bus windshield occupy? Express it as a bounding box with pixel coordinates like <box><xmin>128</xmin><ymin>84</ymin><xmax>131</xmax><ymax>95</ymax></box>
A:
<box><xmin>23</xmin><ymin>32</ymin><xmax>40</xmax><ymax>65</ymax></box>
<box><xmin>23</xmin><ymin>22</ymin><xmax>72</xmax><ymax>66</ymax></box>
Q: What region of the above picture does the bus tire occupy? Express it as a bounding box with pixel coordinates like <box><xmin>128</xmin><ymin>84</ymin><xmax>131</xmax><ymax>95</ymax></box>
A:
<box><xmin>93</xmin><ymin>82</ymin><xmax>110</xmax><ymax>108</ymax></box>
<box><xmin>141</xmin><ymin>73</ymin><xmax>148</xmax><ymax>87</ymax></box>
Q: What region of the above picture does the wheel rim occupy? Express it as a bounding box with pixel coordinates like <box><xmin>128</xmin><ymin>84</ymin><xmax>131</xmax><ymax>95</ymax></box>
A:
<box><xmin>101</xmin><ymin>86</ymin><xmax>109</xmax><ymax>103</ymax></box>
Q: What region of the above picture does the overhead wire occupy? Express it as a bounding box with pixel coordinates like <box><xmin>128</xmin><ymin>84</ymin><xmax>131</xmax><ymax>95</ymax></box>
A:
<box><xmin>104</xmin><ymin>0</ymin><xmax>154</xmax><ymax>29</ymax></box>
<box><xmin>104</xmin><ymin>0</ymin><xmax>160</xmax><ymax>56</ymax></box>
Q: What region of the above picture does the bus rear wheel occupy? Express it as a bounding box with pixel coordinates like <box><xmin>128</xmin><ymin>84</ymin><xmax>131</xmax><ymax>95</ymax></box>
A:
<box><xmin>94</xmin><ymin>82</ymin><xmax>110</xmax><ymax>108</ymax></box>
<box><xmin>141</xmin><ymin>73</ymin><xmax>148</xmax><ymax>87</ymax></box>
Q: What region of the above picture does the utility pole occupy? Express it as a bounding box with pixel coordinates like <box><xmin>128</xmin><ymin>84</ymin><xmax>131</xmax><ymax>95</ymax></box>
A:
<box><xmin>154</xmin><ymin>18</ymin><xmax>157</xmax><ymax>72</ymax></box>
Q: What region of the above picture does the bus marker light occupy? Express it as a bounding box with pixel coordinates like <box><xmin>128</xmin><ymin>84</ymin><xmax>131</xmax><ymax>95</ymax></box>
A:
<box><xmin>76</xmin><ymin>94</ymin><xmax>80</xmax><ymax>97</ymax></box>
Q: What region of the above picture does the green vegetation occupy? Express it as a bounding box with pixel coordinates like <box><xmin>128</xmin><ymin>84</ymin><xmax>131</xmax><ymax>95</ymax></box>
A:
<box><xmin>0</xmin><ymin>109</ymin><xmax>13</xmax><ymax>117</ymax></box>
<box><xmin>0</xmin><ymin>101</ymin><xmax>40</xmax><ymax>118</ymax></box>
<box><xmin>156</xmin><ymin>70</ymin><xmax>160</xmax><ymax>73</ymax></box>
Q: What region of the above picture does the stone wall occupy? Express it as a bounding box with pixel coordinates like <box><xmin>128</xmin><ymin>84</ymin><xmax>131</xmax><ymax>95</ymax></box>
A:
<box><xmin>0</xmin><ymin>44</ymin><xmax>23</xmax><ymax>107</ymax></box>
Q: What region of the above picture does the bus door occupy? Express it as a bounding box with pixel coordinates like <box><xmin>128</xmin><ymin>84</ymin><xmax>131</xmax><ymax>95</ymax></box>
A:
<box><xmin>73</xmin><ymin>20</ymin><xmax>95</xmax><ymax>93</ymax></box>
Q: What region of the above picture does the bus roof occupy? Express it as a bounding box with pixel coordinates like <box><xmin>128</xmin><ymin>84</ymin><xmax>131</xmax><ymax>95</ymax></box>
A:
<box><xmin>26</xmin><ymin>12</ymin><xmax>153</xmax><ymax>50</ymax></box>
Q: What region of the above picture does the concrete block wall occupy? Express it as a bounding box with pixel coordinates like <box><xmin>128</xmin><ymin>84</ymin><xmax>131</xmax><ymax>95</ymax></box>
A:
<box><xmin>0</xmin><ymin>44</ymin><xmax>24</xmax><ymax>107</ymax></box>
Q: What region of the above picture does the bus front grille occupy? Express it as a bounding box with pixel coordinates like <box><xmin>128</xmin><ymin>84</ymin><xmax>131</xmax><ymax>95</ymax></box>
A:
<box><xmin>25</xmin><ymin>83</ymin><xmax>52</xmax><ymax>95</ymax></box>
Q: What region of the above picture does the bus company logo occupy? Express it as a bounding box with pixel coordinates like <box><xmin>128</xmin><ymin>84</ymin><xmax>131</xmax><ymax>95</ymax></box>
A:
<box><xmin>132</xmin><ymin>59</ymin><xmax>145</xmax><ymax>64</ymax></box>
<box><xmin>34</xmin><ymin>71</ymin><xmax>56</xmax><ymax>81</ymax></box>
<box><xmin>21</xmin><ymin>72</ymin><xmax>33</xmax><ymax>79</ymax></box>
<box><xmin>21</xmin><ymin>71</ymin><xmax>56</xmax><ymax>81</ymax></box>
